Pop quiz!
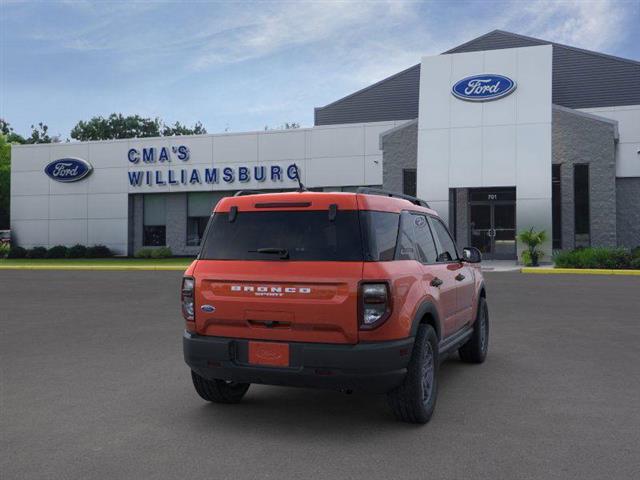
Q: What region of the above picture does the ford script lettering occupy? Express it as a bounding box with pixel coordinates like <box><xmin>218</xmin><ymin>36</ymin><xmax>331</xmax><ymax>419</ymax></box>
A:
<box><xmin>44</xmin><ymin>158</ymin><xmax>93</xmax><ymax>183</ymax></box>
<box><xmin>452</xmin><ymin>74</ymin><xmax>516</xmax><ymax>102</ymax></box>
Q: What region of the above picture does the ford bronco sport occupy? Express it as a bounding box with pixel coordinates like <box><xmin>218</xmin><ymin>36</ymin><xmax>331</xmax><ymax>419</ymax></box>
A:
<box><xmin>182</xmin><ymin>188</ymin><xmax>488</xmax><ymax>423</ymax></box>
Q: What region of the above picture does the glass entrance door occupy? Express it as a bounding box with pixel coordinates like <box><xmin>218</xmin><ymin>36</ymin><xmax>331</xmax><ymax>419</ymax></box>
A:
<box><xmin>492</xmin><ymin>203</ymin><xmax>516</xmax><ymax>259</ymax></box>
<box><xmin>469</xmin><ymin>191</ymin><xmax>516</xmax><ymax>260</ymax></box>
<box><xmin>469</xmin><ymin>204</ymin><xmax>492</xmax><ymax>256</ymax></box>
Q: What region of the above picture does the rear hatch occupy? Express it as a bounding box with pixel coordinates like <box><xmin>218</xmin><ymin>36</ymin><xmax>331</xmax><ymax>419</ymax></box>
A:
<box><xmin>193</xmin><ymin>195</ymin><xmax>363</xmax><ymax>344</ymax></box>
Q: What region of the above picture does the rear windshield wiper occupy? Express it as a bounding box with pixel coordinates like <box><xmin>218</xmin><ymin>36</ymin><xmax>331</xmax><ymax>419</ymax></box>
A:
<box><xmin>249</xmin><ymin>247</ymin><xmax>290</xmax><ymax>260</ymax></box>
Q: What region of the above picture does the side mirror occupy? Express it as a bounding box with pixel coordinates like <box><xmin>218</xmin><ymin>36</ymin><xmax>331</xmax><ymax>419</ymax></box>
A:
<box><xmin>462</xmin><ymin>247</ymin><xmax>482</xmax><ymax>263</ymax></box>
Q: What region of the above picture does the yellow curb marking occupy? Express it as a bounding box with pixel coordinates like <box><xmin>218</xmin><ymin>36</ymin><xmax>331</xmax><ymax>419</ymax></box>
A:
<box><xmin>522</xmin><ymin>267</ymin><xmax>640</xmax><ymax>276</ymax></box>
<box><xmin>0</xmin><ymin>265</ymin><xmax>188</xmax><ymax>271</ymax></box>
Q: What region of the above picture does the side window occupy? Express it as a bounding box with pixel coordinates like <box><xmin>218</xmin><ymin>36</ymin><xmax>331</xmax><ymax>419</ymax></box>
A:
<box><xmin>395</xmin><ymin>212</ymin><xmax>417</xmax><ymax>261</ymax></box>
<box><xmin>360</xmin><ymin>211</ymin><xmax>400</xmax><ymax>261</ymax></box>
<box><xmin>411</xmin><ymin>214</ymin><xmax>438</xmax><ymax>264</ymax></box>
<box><xmin>428</xmin><ymin>217</ymin><xmax>459</xmax><ymax>262</ymax></box>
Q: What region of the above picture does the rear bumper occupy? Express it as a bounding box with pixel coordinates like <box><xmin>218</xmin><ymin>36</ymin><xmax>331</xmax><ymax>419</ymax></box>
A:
<box><xmin>183</xmin><ymin>331</ymin><xmax>414</xmax><ymax>393</ymax></box>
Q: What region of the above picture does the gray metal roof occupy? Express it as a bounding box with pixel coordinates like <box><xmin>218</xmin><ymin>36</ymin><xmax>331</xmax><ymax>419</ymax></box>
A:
<box><xmin>314</xmin><ymin>30</ymin><xmax>640</xmax><ymax>126</ymax></box>
<box><xmin>313</xmin><ymin>64</ymin><xmax>420</xmax><ymax>126</ymax></box>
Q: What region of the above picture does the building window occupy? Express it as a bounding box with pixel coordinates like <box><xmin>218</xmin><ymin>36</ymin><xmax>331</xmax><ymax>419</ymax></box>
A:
<box><xmin>143</xmin><ymin>194</ymin><xmax>166</xmax><ymax>246</ymax></box>
<box><xmin>187</xmin><ymin>192</ymin><xmax>215</xmax><ymax>246</ymax></box>
<box><xmin>552</xmin><ymin>164</ymin><xmax>562</xmax><ymax>249</ymax></box>
<box><xmin>574</xmin><ymin>164</ymin><xmax>590</xmax><ymax>248</ymax></box>
<box><xmin>403</xmin><ymin>169</ymin><xmax>417</xmax><ymax>197</ymax></box>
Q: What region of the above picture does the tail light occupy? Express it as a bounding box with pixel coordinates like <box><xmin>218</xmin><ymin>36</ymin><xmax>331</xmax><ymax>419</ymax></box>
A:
<box><xmin>181</xmin><ymin>276</ymin><xmax>195</xmax><ymax>321</ymax></box>
<box><xmin>359</xmin><ymin>282</ymin><xmax>392</xmax><ymax>329</ymax></box>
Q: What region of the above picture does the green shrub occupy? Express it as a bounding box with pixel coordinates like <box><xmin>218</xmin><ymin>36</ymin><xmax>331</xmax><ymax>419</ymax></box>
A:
<box><xmin>631</xmin><ymin>257</ymin><xmax>640</xmax><ymax>270</ymax></box>
<box><xmin>135</xmin><ymin>247</ymin><xmax>172</xmax><ymax>258</ymax></box>
<box><xmin>150</xmin><ymin>246</ymin><xmax>172</xmax><ymax>258</ymax></box>
<box><xmin>67</xmin><ymin>244</ymin><xmax>88</xmax><ymax>258</ymax></box>
<box><xmin>27</xmin><ymin>246</ymin><xmax>47</xmax><ymax>259</ymax></box>
<box><xmin>602</xmin><ymin>249</ymin><xmax>633</xmax><ymax>269</ymax></box>
<box><xmin>518</xmin><ymin>228</ymin><xmax>547</xmax><ymax>266</ymax></box>
<box><xmin>86</xmin><ymin>245</ymin><xmax>113</xmax><ymax>258</ymax></box>
<box><xmin>0</xmin><ymin>243</ymin><xmax>9</xmax><ymax>258</ymax></box>
<box><xmin>631</xmin><ymin>246</ymin><xmax>640</xmax><ymax>259</ymax></box>
<box><xmin>134</xmin><ymin>248</ymin><xmax>153</xmax><ymax>258</ymax></box>
<box><xmin>7</xmin><ymin>246</ymin><xmax>27</xmax><ymax>258</ymax></box>
<box><xmin>46</xmin><ymin>245</ymin><xmax>68</xmax><ymax>258</ymax></box>
<box><xmin>554</xmin><ymin>247</ymin><xmax>634</xmax><ymax>269</ymax></box>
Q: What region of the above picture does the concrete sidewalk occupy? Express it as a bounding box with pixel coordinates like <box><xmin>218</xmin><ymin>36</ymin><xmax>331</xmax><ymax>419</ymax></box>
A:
<box><xmin>480</xmin><ymin>260</ymin><xmax>521</xmax><ymax>272</ymax></box>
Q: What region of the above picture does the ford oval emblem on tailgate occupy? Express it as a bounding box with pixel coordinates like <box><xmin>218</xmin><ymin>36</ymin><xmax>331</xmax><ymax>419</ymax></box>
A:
<box><xmin>201</xmin><ymin>305</ymin><xmax>215</xmax><ymax>313</ymax></box>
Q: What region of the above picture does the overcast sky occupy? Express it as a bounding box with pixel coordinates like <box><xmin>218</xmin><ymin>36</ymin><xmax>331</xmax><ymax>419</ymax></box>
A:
<box><xmin>1</xmin><ymin>0</ymin><xmax>639</xmax><ymax>140</ymax></box>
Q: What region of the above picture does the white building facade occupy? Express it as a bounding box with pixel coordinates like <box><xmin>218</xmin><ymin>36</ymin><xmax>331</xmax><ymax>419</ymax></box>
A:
<box><xmin>11</xmin><ymin>121</ymin><xmax>402</xmax><ymax>255</ymax></box>
<box><xmin>10</xmin><ymin>31</ymin><xmax>640</xmax><ymax>259</ymax></box>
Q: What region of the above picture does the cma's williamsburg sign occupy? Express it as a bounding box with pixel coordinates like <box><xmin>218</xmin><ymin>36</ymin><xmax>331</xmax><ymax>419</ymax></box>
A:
<box><xmin>126</xmin><ymin>144</ymin><xmax>300</xmax><ymax>187</ymax></box>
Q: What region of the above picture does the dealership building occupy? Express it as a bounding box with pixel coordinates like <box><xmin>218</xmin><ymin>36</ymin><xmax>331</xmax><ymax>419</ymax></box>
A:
<box><xmin>10</xmin><ymin>30</ymin><xmax>640</xmax><ymax>260</ymax></box>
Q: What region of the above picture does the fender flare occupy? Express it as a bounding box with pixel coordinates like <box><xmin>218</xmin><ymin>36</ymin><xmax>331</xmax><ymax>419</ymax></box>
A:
<box><xmin>409</xmin><ymin>300</ymin><xmax>442</xmax><ymax>340</ymax></box>
<box><xmin>471</xmin><ymin>280</ymin><xmax>487</xmax><ymax>323</ymax></box>
<box><xmin>478</xmin><ymin>280</ymin><xmax>487</xmax><ymax>299</ymax></box>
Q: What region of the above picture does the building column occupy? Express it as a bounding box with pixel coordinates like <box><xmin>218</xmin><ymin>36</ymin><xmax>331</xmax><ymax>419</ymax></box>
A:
<box><xmin>132</xmin><ymin>194</ymin><xmax>144</xmax><ymax>255</ymax></box>
<box><xmin>559</xmin><ymin>163</ymin><xmax>575</xmax><ymax>250</ymax></box>
<box><xmin>166</xmin><ymin>193</ymin><xmax>187</xmax><ymax>255</ymax></box>
<box><xmin>455</xmin><ymin>188</ymin><xmax>469</xmax><ymax>247</ymax></box>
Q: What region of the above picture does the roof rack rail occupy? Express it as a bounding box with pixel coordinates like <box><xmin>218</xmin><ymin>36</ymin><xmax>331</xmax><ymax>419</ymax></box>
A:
<box><xmin>356</xmin><ymin>187</ymin><xmax>430</xmax><ymax>208</ymax></box>
<box><xmin>233</xmin><ymin>190</ymin><xmax>264</xmax><ymax>197</ymax></box>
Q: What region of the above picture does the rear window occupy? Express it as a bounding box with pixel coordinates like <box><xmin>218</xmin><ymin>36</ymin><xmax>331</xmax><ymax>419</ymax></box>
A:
<box><xmin>200</xmin><ymin>210</ymin><xmax>363</xmax><ymax>261</ymax></box>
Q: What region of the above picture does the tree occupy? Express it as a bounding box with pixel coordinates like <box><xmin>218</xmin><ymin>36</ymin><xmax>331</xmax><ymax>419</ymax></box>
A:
<box><xmin>0</xmin><ymin>134</ymin><xmax>11</xmax><ymax>229</ymax></box>
<box><xmin>0</xmin><ymin>118</ymin><xmax>26</xmax><ymax>144</ymax></box>
<box><xmin>71</xmin><ymin>114</ymin><xmax>161</xmax><ymax>141</ymax></box>
<box><xmin>70</xmin><ymin>114</ymin><xmax>207</xmax><ymax>141</ymax></box>
<box><xmin>26</xmin><ymin>122</ymin><xmax>60</xmax><ymax>144</ymax></box>
<box><xmin>162</xmin><ymin>121</ymin><xmax>207</xmax><ymax>136</ymax></box>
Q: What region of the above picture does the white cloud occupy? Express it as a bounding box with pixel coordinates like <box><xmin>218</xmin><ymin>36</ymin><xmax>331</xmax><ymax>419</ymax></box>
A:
<box><xmin>189</xmin><ymin>1</ymin><xmax>413</xmax><ymax>71</ymax></box>
<box><xmin>504</xmin><ymin>0</ymin><xmax>631</xmax><ymax>52</ymax></box>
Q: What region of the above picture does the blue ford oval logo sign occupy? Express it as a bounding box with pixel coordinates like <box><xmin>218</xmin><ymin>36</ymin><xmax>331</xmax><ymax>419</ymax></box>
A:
<box><xmin>452</xmin><ymin>74</ymin><xmax>516</xmax><ymax>102</ymax></box>
<box><xmin>44</xmin><ymin>158</ymin><xmax>93</xmax><ymax>183</ymax></box>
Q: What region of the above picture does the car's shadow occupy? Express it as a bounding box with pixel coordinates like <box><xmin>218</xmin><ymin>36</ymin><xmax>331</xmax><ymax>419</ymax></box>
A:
<box><xmin>176</xmin><ymin>358</ymin><xmax>471</xmax><ymax>436</ymax></box>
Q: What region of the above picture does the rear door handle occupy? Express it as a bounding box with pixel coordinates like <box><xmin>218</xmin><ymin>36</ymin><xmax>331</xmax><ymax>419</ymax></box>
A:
<box><xmin>455</xmin><ymin>273</ymin><xmax>465</xmax><ymax>281</ymax></box>
<box><xmin>430</xmin><ymin>277</ymin><xmax>443</xmax><ymax>287</ymax></box>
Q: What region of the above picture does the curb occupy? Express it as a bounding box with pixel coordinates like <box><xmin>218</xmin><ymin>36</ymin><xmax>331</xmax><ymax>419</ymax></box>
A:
<box><xmin>0</xmin><ymin>265</ymin><xmax>188</xmax><ymax>271</ymax></box>
<box><xmin>521</xmin><ymin>267</ymin><xmax>640</xmax><ymax>276</ymax></box>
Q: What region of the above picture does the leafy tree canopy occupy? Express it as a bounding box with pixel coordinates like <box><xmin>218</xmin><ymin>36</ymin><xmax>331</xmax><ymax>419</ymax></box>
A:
<box><xmin>27</xmin><ymin>122</ymin><xmax>60</xmax><ymax>144</ymax></box>
<box><xmin>1</xmin><ymin>118</ymin><xmax>60</xmax><ymax>144</ymax></box>
<box><xmin>70</xmin><ymin>114</ymin><xmax>207</xmax><ymax>141</ymax></box>
<box><xmin>162</xmin><ymin>121</ymin><xmax>207</xmax><ymax>137</ymax></box>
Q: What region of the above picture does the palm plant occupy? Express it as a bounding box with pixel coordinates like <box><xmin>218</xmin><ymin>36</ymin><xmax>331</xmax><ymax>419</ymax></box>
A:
<box><xmin>518</xmin><ymin>228</ymin><xmax>547</xmax><ymax>266</ymax></box>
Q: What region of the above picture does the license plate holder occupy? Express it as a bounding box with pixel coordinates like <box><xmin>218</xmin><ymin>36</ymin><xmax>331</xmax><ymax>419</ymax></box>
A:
<box><xmin>248</xmin><ymin>341</ymin><xmax>290</xmax><ymax>367</ymax></box>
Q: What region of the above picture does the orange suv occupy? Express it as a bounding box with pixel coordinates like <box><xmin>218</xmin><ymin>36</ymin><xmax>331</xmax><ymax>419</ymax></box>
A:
<box><xmin>182</xmin><ymin>188</ymin><xmax>488</xmax><ymax>423</ymax></box>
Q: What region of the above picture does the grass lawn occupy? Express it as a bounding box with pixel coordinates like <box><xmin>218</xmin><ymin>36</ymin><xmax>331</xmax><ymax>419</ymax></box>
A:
<box><xmin>0</xmin><ymin>257</ymin><xmax>194</xmax><ymax>270</ymax></box>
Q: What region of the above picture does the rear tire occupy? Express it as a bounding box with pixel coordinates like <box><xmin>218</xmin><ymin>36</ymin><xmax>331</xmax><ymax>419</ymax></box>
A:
<box><xmin>459</xmin><ymin>297</ymin><xmax>489</xmax><ymax>363</ymax></box>
<box><xmin>191</xmin><ymin>370</ymin><xmax>250</xmax><ymax>404</ymax></box>
<box><xmin>387</xmin><ymin>324</ymin><xmax>439</xmax><ymax>424</ymax></box>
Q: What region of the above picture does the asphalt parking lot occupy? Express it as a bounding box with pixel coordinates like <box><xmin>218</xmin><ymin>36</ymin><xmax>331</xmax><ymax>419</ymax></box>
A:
<box><xmin>1</xmin><ymin>270</ymin><xmax>639</xmax><ymax>479</ymax></box>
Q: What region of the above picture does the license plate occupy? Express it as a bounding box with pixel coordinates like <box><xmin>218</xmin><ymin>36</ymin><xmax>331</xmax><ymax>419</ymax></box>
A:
<box><xmin>248</xmin><ymin>341</ymin><xmax>290</xmax><ymax>367</ymax></box>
